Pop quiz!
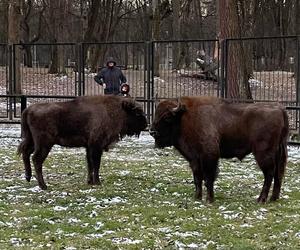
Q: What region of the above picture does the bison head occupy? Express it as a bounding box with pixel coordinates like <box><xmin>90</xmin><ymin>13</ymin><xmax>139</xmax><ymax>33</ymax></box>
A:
<box><xmin>122</xmin><ymin>99</ymin><xmax>147</xmax><ymax>136</ymax></box>
<box><xmin>150</xmin><ymin>100</ymin><xmax>186</xmax><ymax>148</ymax></box>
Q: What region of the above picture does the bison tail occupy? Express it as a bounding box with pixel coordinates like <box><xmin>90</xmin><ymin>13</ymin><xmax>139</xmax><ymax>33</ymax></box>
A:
<box><xmin>17</xmin><ymin>109</ymin><xmax>34</xmax><ymax>182</ymax></box>
<box><xmin>275</xmin><ymin>109</ymin><xmax>289</xmax><ymax>180</ymax></box>
<box><xmin>270</xmin><ymin>109</ymin><xmax>289</xmax><ymax>201</ymax></box>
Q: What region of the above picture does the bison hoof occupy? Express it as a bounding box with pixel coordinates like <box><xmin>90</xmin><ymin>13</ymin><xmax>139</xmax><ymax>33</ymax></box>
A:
<box><xmin>256</xmin><ymin>197</ymin><xmax>267</xmax><ymax>203</ymax></box>
<box><xmin>206</xmin><ymin>197</ymin><xmax>214</xmax><ymax>203</ymax></box>
<box><xmin>194</xmin><ymin>192</ymin><xmax>202</xmax><ymax>200</ymax></box>
<box><xmin>39</xmin><ymin>184</ymin><xmax>47</xmax><ymax>190</ymax></box>
<box><xmin>87</xmin><ymin>180</ymin><xmax>101</xmax><ymax>185</ymax></box>
<box><xmin>269</xmin><ymin>195</ymin><xmax>279</xmax><ymax>202</ymax></box>
<box><xmin>25</xmin><ymin>174</ymin><xmax>31</xmax><ymax>182</ymax></box>
<box><xmin>93</xmin><ymin>180</ymin><xmax>101</xmax><ymax>185</ymax></box>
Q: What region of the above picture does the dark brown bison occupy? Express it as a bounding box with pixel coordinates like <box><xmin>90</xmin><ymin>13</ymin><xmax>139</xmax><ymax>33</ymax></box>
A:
<box><xmin>18</xmin><ymin>95</ymin><xmax>147</xmax><ymax>190</ymax></box>
<box><xmin>150</xmin><ymin>96</ymin><xmax>289</xmax><ymax>203</ymax></box>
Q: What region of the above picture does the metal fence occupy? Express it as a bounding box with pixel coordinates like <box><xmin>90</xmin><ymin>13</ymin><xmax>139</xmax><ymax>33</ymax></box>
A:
<box><xmin>0</xmin><ymin>37</ymin><xmax>299</xmax><ymax>142</ymax></box>
<box><xmin>0</xmin><ymin>44</ymin><xmax>9</xmax><ymax>120</ymax></box>
<box><xmin>14</xmin><ymin>43</ymin><xmax>78</xmax><ymax>96</ymax></box>
<box><xmin>152</xmin><ymin>40</ymin><xmax>221</xmax><ymax>99</ymax></box>
<box><xmin>224</xmin><ymin>36</ymin><xmax>300</xmax><ymax>135</ymax></box>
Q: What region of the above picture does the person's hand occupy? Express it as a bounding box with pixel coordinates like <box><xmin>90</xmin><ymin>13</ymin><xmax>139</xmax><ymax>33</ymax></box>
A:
<box><xmin>102</xmin><ymin>83</ymin><xmax>106</xmax><ymax>89</ymax></box>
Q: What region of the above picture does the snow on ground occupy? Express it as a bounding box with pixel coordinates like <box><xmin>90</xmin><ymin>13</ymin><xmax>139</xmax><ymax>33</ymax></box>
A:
<box><xmin>0</xmin><ymin>124</ymin><xmax>299</xmax><ymax>249</ymax></box>
<box><xmin>0</xmin><ymin>124</ymin><xmax>299</xmax><ymax>164</ymax></box>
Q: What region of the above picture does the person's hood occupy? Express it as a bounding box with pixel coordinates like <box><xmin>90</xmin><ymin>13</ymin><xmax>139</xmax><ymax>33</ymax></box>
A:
<box><xmin>106</xmin><ymin>57</ymin><xmax>117</xmax><ymax>66</ymax></box>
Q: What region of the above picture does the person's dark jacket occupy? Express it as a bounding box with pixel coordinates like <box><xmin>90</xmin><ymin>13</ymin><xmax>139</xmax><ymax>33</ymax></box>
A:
<box><xmin>94</xmin><ymin>59</ymin><xmax>127</xmax><ymax>95</ymax></box>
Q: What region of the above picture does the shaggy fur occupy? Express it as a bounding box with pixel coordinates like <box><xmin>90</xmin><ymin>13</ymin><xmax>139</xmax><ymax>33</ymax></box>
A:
<box><xmin>150</xmin><ymin>96</ymin><xmax>289</xmax><ymax>203</ymax></box>
<box><xmin>18</xmin><ymin>95</ymin><xmax>147</xmax><ymax>190</ymax></box>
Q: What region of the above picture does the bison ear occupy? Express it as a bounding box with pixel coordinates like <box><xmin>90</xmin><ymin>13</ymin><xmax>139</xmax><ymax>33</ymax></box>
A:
<box><xmin>122</xmin><ymin>99</ymin><xmax>137</xmax><ymax>112</ymax></box>
<box><xmin>171</xmin><ymin>102</ymin><xmax>186</xmax><ymax>116</ymax></box>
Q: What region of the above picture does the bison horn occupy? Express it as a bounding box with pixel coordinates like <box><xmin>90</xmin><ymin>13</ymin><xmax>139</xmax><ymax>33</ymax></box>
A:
<box><xmin>171</xmin><ymin>100</ymin><xmax>186</xmax><ymax>114</ymax></box>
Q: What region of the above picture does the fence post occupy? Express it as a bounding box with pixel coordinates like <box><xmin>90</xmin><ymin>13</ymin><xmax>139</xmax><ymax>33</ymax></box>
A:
<box><xmin>296</xmin><ymin>36</ymin><xmax>300</xmax><ymax>135</ymax></box>
<box><xmin>77</xmin><ymin>43</ymin><xmax>82</xmax><ymax>96</ymax></box>
<box><xmin>145</xmin><ymin>41</ymin><xmax>152</xmax><ymax>124</ymax></box>
<box><xmin>82</xmin><ymin>43</ymin><xmax>86</xmax><ymax>96</ymax></box>
<box><xmin>150</xmin><ymin>41</ymin><xmax>154</xmax><ymax>123</ymax></box>
<box><xmin>20</xmin><ymin>95</ymin><xmax>27</xmax><ymax>113</ymax></box>
<box><xmin>220</xmin><ymin>39</ymin><xmax>228</xmax><ymax>98</ymax></box>
<box><xmin>8</xmin><ymin>45</ymin><xmax>13</xmax><ymax>120</ymax></box>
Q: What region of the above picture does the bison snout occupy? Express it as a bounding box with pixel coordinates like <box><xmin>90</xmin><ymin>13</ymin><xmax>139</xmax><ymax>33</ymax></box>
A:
<box><xmin>149</xmin><ymin>129</ymin><xmax>158</xmax><ymax>137</ymax></box>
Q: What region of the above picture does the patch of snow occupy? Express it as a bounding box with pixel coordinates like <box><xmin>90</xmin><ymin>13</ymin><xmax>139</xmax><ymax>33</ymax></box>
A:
<box><xmin>65</xmin><ymin>247</ymin><xmax>77</xmax><ymax>250</ymax></box>
<box><xmin>67</xmin><ymin>218</ymin><xmax>81</xmax><ymax>224</ymax></box>
<box><xmin>240</xmin><ymin>223</ymin><xmax>254</xmax><ymax>228</ymax></box>
<box><xmin>94</xmin><ymin>222</ymin><xmax>104</xmax><ymax>230</ymax></box>
<box><xmin>100</xmin><ymin>196</ymin><xmax>127</xmax><ymax>205</ymax></box>
<box><xmin>111</xmin><ymin>237</ymin><xmax>143</xmax><ymax>245</ymax></box>
<box><xmin>53</xmin><ymin>206</ymin><xmax>68</xmax><ymax>212</ymax></box>
<box><xmin>171</xmin><ymin>231</ymin><xmax>202</xmax><ymax>238</ymax></box>
<box><xmin>119</xmin><ymin>170</ymin><xmax>131</xmax><ymax>176</ymax></box>
<box><xmin>27</xmin><ymin>186</ymin><xmax>43</xmax><ymax>193</ymax></box>
<box><xmin>158</xmin><ymin>227</ymin><xmax>172</xmax><ymax>233</ymax></box>
<box><xmin>85</xmin><ymin>230</ymin><xmax>115</xmax><ymax>239</ymax></box>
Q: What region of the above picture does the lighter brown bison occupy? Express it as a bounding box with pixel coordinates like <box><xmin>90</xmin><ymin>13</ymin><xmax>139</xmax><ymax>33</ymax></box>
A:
<box><xmin>150</xmin><ymin>96</ymin><xmax>289</xmax><ymax>203</ymax></box>
<box><xmin>18</xmin><ymin>95</ymin><xmax>147</xmax><ymax>190</ymax></box>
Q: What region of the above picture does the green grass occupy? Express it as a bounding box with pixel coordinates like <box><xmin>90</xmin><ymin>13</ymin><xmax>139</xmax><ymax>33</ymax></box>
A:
<box><xmin>0</xmin><ymin>135</ymin><xmax>299</xmax><ymax>249</ymax></box>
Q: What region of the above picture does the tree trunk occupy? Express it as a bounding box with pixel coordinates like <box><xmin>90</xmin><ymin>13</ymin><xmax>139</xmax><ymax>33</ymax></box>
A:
<box><xmin>0</xmin><ymin>1</ymin><xmax>9</xmax><ymax>43</ymax></box>
<box><xmin>171</xmin><ymin>0</ymin><xmax>181</xmax><ymax>69</ymax></box>
<box><xmin>24</xmin><ymin>45</ymin><xmax>33</xmax><ymax>67</ymax></box>
<box><xmin>296</xmin><ymin>0</ymin><xmax>300</xmax><ymax>35</ymax></box>
<box><xmin>152</xmin><ymin>0</ymin><xmax>161</xmax><ymax>77</ymax></box>
<box><xmin>48</xmin><ymin>0</ymin><xmax>66</xmax><ymax>75</ymax></box>
<box><xmin>90</xmin><ymin>45</ymin><xmax>108</xmax><ymax>72</ymax></box>
<box><xmin>219</xmin><ymin>0</ymin><xmax>252</xmax><ymax>100</ymax></box>
<box><xmin>49</xmin><ymin>45</ymin><xmax>58</xmax><ymax>74</ymax></box>
<box><xmin>8</xmin><ymin>0</ymin><xmax>22</xmax><ymax>94</ymax></box>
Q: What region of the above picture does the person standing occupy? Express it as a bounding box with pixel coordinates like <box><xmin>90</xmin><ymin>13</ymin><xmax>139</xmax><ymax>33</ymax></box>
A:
<box><xmin>94</xmin><ymin>57</ymin><xmax>127</xmax><ymax>95</ymax></box>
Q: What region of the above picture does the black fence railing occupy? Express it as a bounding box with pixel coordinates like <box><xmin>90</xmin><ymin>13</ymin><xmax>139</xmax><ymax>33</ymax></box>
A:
<box><xmin>0</xmin><ymin>37</ymin><xmax>299</xmax><ymax>144</ymax></box>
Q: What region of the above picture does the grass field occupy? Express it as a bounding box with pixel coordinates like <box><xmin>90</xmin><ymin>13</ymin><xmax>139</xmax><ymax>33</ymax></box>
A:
<box><xmin>0</xmin><ymin>128</ymin><xmax>300</xmax><ymax>249</ymax></box>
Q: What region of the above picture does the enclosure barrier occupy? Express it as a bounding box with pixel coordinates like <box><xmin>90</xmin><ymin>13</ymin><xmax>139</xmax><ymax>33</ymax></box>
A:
<box><xmin>0</xmin><ymin>37</ymin><xmax>299</xmax><ymax>144</ymax></box>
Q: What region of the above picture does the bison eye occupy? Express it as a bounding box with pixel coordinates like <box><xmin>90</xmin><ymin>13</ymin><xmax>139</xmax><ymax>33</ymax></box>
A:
<box><xmin>164</xmin><ymin>114</ymin><xmax>173</xmax><ymax>123</ymax></box>
<box><xmin>149</xmin><ymin>129</ymin><xmax>159</xmax><ymax>137</ymax></box>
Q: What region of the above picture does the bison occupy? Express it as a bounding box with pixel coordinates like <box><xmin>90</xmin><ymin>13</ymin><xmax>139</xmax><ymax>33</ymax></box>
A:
<box><xmin>150</xmin><ymin>96</ymin><xmax>289</xmax><ymax>203</ymax></box>
<box><xmin>18</xmin><ymin>95</ymin><xmax>147</xmax><ymax>190</ymax></box>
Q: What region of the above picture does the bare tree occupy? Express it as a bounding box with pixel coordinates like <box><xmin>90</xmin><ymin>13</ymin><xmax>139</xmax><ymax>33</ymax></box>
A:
<box><xmin>43</xmin><ymin>0</ymin><xmax>70</xmax><ymax>74</ymax></box>
<box><xmin>171</xmin><ymin>0</ymin><xmax>181</xmax><ymax>69</ymax></box>
<box><xmin>219</xmin><ymin>0</ymin><xmax>252</xmax><ymax>100</ymax></box>
<box><xmin>20</xmin><ymin>0</ymin><xmax>45</xmax><ymax>67</ymax></box>
<box><xmin>8</xmin><ymin>0</ymin><xmax>22</xmax><ymax>94</ymax></box>
<box><xmin>0</xmin><ymin>0</ymin><xmax>9</xmax><ymax>43</ymax></box>
<box><xmin>296</xmin><ymin>0</ymin><xmax>300</xmax><ymax>35</ymax></box>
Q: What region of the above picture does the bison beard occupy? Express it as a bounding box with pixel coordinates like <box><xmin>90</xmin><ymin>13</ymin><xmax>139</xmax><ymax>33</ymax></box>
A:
<box><xmin>150</xmin><ymin>96</ymin><xmax>289</xmax><ymax>203</ymax></box>
<box><xmin>17</xmin><ymin>95</ymin><xmax>147</xmax><ymax>190</ymax></box>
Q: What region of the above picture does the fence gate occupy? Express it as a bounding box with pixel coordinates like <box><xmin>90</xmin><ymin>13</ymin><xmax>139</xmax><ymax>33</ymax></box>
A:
<box><xmin>81</xmin><ymin>42</ymin><xmax>150</xmax><ymax>120</ymax></box>
<box><xmin>0</xmin><ymin>38</ymin><xmax>299</xmax><ymax>144</ymax></box>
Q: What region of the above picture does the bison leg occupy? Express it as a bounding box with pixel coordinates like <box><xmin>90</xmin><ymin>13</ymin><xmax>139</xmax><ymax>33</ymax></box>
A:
<box><xmin>86</xmin><ymin>147</ymin><xmax>102</xmax><ymax>185</ymax></box>
<box><xmin>255</xmin><ymin>154</ymin><xmax>275</xmax><ymax>203</ymax></box>
<box><xmin>202</xmin><ymin>157</ymin><xmax>219</xmax><ymax>203</ymax></box>
<box><xmin>270</xmin><ymin>145</ymin><xmax>287</xmax><ymax>202</ymax></box>
<box><xmin>269</xmin><ymin>167</ymin><xmax>283</xmax><ymax>202</ymax></box>
<box><xmin>86</xmin><ymin>148</ymin><xmax>94</xmax><ymax>185</ymax></box>
<box><xmin>21</xmin><ymin>141</ymin><xmax>34</xmax><ymax>182</ymax></box>
<box><xmin>190</xmin><ymin>161</ymin><xmax>203</xmax><ymax>200</ymax></box>
<box><xmin>92</xmin><ymin>151</ymin><xmax>103</xmax><ymax>185</ymax></box>
<box><xmin>32</xmin><ymin>146</ymin><xmax>51</xmax><ymax>190</ymax></box>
